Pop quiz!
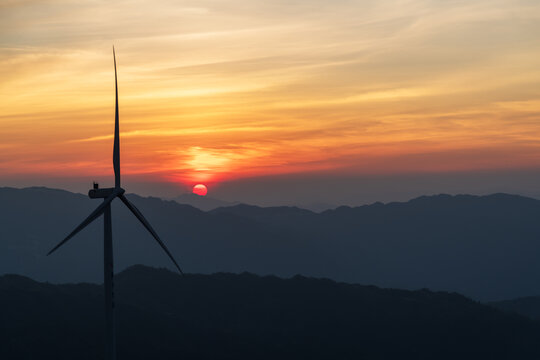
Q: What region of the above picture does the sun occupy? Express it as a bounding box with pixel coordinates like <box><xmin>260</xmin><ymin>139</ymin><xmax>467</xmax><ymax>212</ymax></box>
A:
<box><xmin>192</xmin><ymin>184</ymin><xmax>208</xmax><ymax>196</ymax></box>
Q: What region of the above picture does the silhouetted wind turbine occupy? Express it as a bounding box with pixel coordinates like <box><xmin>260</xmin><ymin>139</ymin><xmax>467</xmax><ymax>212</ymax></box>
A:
<box><xmin>47</xmin><ymin>48</ymin><xmax>183</xmax><ymax>360</ymax></box>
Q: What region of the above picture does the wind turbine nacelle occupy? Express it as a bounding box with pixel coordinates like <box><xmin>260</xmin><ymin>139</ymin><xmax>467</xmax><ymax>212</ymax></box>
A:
<box><xmin>89</xmin><ymin>187</ymin><xmax>116</xmax><ymax>199</ymax></box>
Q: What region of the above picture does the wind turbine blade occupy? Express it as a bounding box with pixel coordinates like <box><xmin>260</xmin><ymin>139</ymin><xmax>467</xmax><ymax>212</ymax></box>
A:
<box><xmin>47</xmin><ymin>192</ymin><xmax>117</xmax><ymax>256</ymax></box>
<box><xmin>119</xmin><ymin>194</ymin><xmax>184</xmax><ymax>274</ymax></box>
<box><xmin>113</xmin><ymin>46</ymin><xmax>120</xmax><ymax>188</ymax></box>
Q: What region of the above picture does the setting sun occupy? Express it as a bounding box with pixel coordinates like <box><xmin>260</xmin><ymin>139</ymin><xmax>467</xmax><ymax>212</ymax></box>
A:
<box><xmin>192</xmin><ymin>184</ymin><xmax>208</xmax><ymax>196</ymax></box>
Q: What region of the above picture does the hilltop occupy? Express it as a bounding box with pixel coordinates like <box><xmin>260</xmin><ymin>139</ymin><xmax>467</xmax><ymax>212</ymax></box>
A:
<box><xmin>1</xmin><ymin>265</ymin><xmax>539</xmax><ymax>359</ymax></box>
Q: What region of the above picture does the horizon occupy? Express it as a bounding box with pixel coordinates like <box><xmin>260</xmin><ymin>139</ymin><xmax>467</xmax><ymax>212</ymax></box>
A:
<box><xmin>3</xmin><ymin>184</ymin><xmax>540</xmax><ymax>211</ymax></box>
<box><xmin>3</xmin><ymin>168</ymin><xmax>540</xmax><ymax>208</ymax></box>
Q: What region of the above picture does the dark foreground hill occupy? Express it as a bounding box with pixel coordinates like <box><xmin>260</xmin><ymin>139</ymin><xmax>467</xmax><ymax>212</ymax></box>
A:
<box><xmin>3</xmin><ymin>187</ymin><xmax>540</xmax><ymax>300</ymax></box>
<box><xmin>1</xmin><ymin>265</ymin><xmax>539</xmax><ymax>359</ymax></box>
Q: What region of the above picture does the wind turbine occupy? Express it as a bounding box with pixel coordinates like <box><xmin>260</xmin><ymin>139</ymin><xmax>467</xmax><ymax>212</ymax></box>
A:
<box><xmin>47</xmin><ymin>48</ymin><xmax>183</xmax><ymax>360</ymax></box>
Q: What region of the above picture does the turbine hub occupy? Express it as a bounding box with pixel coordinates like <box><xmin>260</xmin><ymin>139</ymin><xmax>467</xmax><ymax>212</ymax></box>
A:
<box><xmin>88</xmin><ymin>187</ymin><xmax>125</xmax><ymax>199</ymax></box>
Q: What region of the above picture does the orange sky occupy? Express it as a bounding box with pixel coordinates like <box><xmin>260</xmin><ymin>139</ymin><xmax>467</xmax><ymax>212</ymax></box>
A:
<box><xmin>2</xmin><ymin>0</ymin><xmax>540</xmax><ymax>194</ymax></box>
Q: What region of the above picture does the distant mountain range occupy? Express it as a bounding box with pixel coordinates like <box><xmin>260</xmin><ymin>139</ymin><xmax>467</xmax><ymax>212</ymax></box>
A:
<box><xmin>171</xmin><ymin>193</ymin><xmax>240</xmax><ymax>211</ymax></box>
<box><xmin>2</xmin><ymin>265</ymin><xmax>540</xmax><ymax>359</ymax></box>
<box><xmin>171</xmin><ymin>192</ymin><xmax>336</xmax><ymax>212</ymax></box>
<box><xmin>2</xmin><ymin>186</ymin><xmax>540</xmax><ymax>301</ymax></box>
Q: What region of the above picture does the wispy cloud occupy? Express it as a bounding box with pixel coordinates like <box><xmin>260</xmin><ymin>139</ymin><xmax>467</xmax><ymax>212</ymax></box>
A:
<box><xmin>70</xmin><ymin>126</ymin><xmax>278</xmax><ymax>143</ymax></box>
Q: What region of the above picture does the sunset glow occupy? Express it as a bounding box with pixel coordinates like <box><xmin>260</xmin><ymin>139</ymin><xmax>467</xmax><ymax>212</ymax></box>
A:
<box><xmin>2</xmin><ymin>0</ymin><xmax>540</xmax><ymax>191</ymax></box>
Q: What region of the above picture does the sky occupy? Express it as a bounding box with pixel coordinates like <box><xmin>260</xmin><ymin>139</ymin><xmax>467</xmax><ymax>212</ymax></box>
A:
<box><xmin>1</xmin><ymin>0</ymin><xmax>540</xmax><ymax>206</ymax></box>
